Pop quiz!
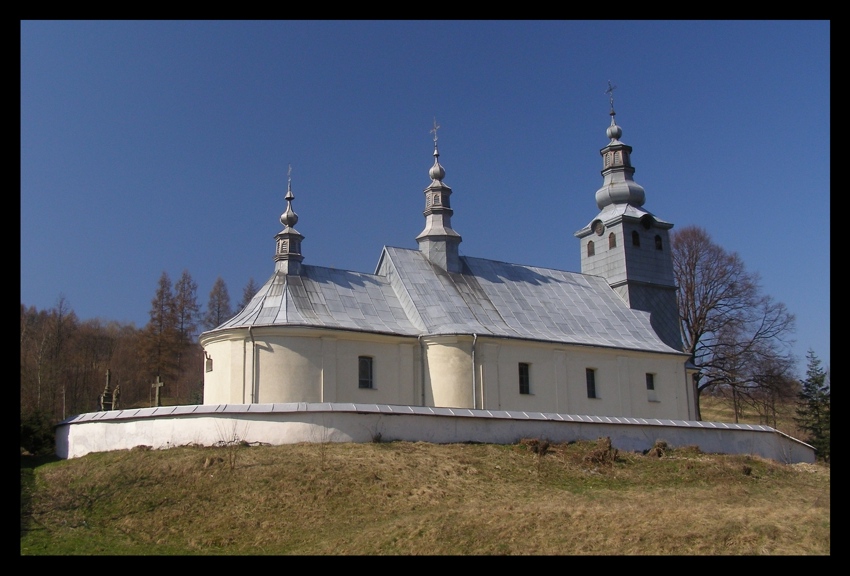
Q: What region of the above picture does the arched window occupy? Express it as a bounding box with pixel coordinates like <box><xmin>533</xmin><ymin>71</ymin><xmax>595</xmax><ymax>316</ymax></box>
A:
<box><xmin>632</xmin><ymin>231</ymin><xmax>640</xmax><ymax>247</ymax></box>
<box><xmin>587</xmin><ymin>240</ymin><xmax>595</xmax><ymax>257</ymax></box>
<box><xmin>655</xmin><ymin>235</ymin><xmax>662</xmax><ymax>250</ymax></box>
<box><xmin>608</xmin><ymin>233</ymin><xmax>616</xmax><ymax>249</ymax></box>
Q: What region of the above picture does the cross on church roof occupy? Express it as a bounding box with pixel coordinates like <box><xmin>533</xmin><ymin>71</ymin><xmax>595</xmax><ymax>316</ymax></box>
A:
<box><xmin>605</xmin><ymin>80</ymin><xmax>617</xmax><ymax>115</ymax></box>
<box><xmin>430</xmin><ymin>118</ymin><xmax>440</xmax><ymax>145</ymax></box>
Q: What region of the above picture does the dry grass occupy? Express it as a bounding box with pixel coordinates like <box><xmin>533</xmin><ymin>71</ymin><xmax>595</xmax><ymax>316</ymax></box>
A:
<box><xmin>699</xmin><ymin>395</ymin><xmax>804</xmax><ymax>438</ymax></box>
<box><xmin>21</xmin><ymin>437</ymin><xmax>829</xmax><ymax>555</ymax></box>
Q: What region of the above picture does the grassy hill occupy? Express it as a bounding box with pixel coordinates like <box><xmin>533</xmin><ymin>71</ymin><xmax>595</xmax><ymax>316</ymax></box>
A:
<box><xmin>21</xmin><ymin>432</ymin><xmax>829</xmax><ymax>555</ymax></box>
<box><xmin>698</xmin><ymin>394</ymin><xmax>804</xmax><ymax>439</ymax></box>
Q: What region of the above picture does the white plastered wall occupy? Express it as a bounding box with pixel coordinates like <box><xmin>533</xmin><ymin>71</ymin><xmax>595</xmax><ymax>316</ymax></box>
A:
<box><xmin>202</xmin><ymin>337</ymin><xmax>242</xmax><ymax>405</ymax></box>
<box><xmin>203</xmin><ymin>329</ymin><xmax>691</xmax><ymax>420</ymax></box>
<box><xmin>477</xmin><ymin>338</ymin><xmax>690</xmax><ymax>420</ymax></box>
<box><xmin>202</xmin><ymin>327</ymin><xmax>418</xmax><ymax>407</ymax></box>
<box><xmin>422</xmin><ymin>336</ymin><xmax>474</xmax><ymax>408</ymax></box>
<box><xmin>55</xmin><ymin>405</ymin><xmax>817</xmax><ymax>464</ymax></box>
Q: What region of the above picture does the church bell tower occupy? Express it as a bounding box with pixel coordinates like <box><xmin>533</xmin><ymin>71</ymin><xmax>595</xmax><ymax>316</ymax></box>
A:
<box><xmin>575</xmin><ymin>83</ymin><xmax>682</xmax><ymax>351</ymax></box>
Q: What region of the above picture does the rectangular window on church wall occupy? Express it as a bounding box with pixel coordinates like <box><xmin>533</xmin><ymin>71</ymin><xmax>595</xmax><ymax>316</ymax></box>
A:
<box><xmin>359</xmin><ymin>356</ymin><xmax>374</xmax><ymax>389</ymax></box>
<box><xmin>519</xmin><ymin>363</ymin><xmax>530</xmax><ymax>395</ymax></box>
<box><xmin>586</xmin><ymin>368</ymin><xmax>597</xmax><ymax>399</ymax></box>
<box><xmin>646</xmin><ymin>372</ymin><xmax>658</xmax><ymax>402</ymax></box>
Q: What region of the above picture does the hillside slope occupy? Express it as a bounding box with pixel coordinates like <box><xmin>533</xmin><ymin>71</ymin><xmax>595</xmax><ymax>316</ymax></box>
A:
<box><xmin>21</xmin><ymin>438</ymin><xmax>829</xmax><ymax>555</ymax></box>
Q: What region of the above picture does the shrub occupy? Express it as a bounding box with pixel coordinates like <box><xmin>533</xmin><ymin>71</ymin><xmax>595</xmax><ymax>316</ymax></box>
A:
<box><xmin>20</xmin><ymin>411</ymin><xmax>55</xmax><ymax>456</ymax></box>
<box><xmin>583</xmin><ymin>436</ymin><xmax>618</xmax><ymax>465</ymax></box>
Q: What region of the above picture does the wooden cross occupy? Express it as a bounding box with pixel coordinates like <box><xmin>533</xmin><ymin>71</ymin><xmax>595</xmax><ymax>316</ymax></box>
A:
<box><xmin>151</xmin><ymin>375</ymin><xmax>164</xmax><ymax>407</ymax></box>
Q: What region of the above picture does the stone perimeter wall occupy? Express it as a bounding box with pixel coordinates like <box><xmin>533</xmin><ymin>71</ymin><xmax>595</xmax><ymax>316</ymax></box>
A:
<box><xmin>55</xmin><ymin>403</ymin><xmax>815</xmax><ymax>464</ymax></box>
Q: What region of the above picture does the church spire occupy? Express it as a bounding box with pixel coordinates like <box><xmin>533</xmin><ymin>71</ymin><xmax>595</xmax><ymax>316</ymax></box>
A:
<box><xmin>575</xmin><ymin>83</ymin><xmax>681</xmax><ymax>352</ymax></box>
<box><xmin>594</xmin><ymin>81</ymin><xmax>646</xmax><ymax>209</ymax></box>
<box><xmin>416</xmin><ymin>118</ymin><xmax>462</xmax><ymax>273</ymax></box>
<box><xmin>274</xmin><ymin>164</ymin><xmax>305</xmax><ymax>275</ymax></box>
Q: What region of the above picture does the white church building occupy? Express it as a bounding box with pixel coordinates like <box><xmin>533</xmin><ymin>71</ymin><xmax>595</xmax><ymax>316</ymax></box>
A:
<box><xmin>199</xmin><ymin>103</ymin><xmax>698</xmax><ymax>421</ymax></box>
<box><xmin>57</xmin><ymin>99</ymin><xmax>815</xmax><ymax>464</ymax></box>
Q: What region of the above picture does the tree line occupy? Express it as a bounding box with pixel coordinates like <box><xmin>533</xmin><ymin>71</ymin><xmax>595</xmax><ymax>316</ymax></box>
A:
<box><xmin>20</xmin><ymin>273</ymin><xmax>259</xmax><ymax>454</ymax></box>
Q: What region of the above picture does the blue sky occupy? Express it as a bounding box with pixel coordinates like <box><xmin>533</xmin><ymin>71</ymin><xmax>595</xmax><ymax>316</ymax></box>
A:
<box><xmin>21</xmin><ymin>20</ymin><xmax>830</xmax><ymax>376</ymax></box>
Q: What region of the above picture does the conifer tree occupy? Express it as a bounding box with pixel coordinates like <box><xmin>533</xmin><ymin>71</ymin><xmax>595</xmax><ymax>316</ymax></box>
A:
<box><xmin>173</xmin><ymin>269</ymin><xmax>200</xmax><ymax>344</ymax></box>
<box><xmin>204</xmin><ymin>276</ymin><xmax>233</xmax><ymax>330</ymax></box>
<box><xmin>794</xmin><ymin>349</ymin><xmax>830</xmax><ymax>461</ymax></box>
<box><xmin>142</xmin><ymin>271</ymin><xmax>180</xmax><ymax>384</ymax></box>
<box><xmin>172</xmin><ymin>269</ymin><xmax>202</xmax><ymax>402</ymax></box>
<box><xmin>239</xmin><ymin>277</ymin><xmax>259</xmax><ymax>310</ymax></box>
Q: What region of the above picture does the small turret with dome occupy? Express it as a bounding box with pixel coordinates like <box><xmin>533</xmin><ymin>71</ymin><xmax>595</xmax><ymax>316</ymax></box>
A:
<box><xmin>274</xmin><ymin>164</ymin><xmax>305</xmax><ymax>275</ymax></box>
<box><xmin>416</xmin><ymin>118</ymin><xmax>462</xmax><ymax>273</ymax></box>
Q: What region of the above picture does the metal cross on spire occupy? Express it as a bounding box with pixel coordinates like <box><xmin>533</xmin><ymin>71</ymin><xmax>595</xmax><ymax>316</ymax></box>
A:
<box><xmin>605</xmin><ymin>80</ymin><xmax>617</xmax><ymax>114</ymax></box>
<box><xmin>286</xmin><ymin>163</ymin><xmax>294</xmax><ymax>198</ymax></box>
<box><xmin>430</xmin><ymin>117</ymin><xmax>440</xmax><ymax>145</ymax></box>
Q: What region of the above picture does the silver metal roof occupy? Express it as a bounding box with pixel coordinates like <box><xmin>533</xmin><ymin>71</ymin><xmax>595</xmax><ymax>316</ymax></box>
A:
<box><xmin>380</xmin><ymin>247</ymin><xmax>679</xmax><ymax>353</ymax></box>
<box><xmin>213</xmin><ymin>265</ymin><xmax>420</xmax><ymax>336</ymax></box>
<box><xmin>203</xmin><ymin>246</ymin><xmax>681</xmax><ymax>355</ymax></box>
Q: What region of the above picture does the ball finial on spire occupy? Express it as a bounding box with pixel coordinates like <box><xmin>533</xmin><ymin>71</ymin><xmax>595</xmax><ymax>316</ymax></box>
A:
<box><xmin>280</xmin><ymin>163</ymin><xmax>299</xmax><ymax>227</ymax></box>
<box><xmin>605</xmin><ymin>80</ymin><xmax>623</xmax><ymax>141</ymax></box>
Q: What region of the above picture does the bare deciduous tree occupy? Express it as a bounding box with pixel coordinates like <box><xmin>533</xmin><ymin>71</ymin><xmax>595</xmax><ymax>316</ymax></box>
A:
<box><xmin>671</xmin><ymin>226</ymin><xmax>796</xmax><ymax>420</ymax></box>
<box><xmin>20</xmin><ymin>297</ymin><xmax>79</xmax><ymax>417</ymax></box>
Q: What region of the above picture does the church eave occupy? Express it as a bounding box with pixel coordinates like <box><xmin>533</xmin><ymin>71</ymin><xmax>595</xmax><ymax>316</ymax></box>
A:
<box><xmin>575</xmin><ymin>204</ymin><xmax>671</xmax><ymax>237</ymax></box>
<box><xmin>421</xmin><ymin>330</ymin><xmax>685</xmax><ymax>356</ymax></box>
<box><xmin>200</xmin><ymin>323</ymin><xmax>417</xmax><ymax>341</ymax></box>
